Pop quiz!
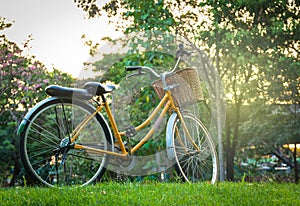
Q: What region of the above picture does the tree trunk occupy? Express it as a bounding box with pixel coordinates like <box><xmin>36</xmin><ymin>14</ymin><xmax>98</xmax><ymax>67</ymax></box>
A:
<box><xmin>226</xmin><ymin>151</ymin><xmax>235</xmax><ymax>181</ymax></box>
<box><xmin>9</xmin><ymin>152</ymin><xmax>20</xmax><ymax>187</ymax></box>
<box><xmin>215</xmin><ymin>51</ymin><xmax>225</xmax><ymax>182</ymax></box>
<box><xmin>225</xmin><ymin>114</ymin><xmax>234</xmax><ymax>180</ymax></box>
<box><xmin>9</xmin><ymin>126</ymin><xmax>21</xmax><ymax>187</ymax></box>
<box><xmin>293</xmin><ymin>144</ymin><xmax>299</xmax><ymax>184</ymax></box>
<box><xmin>225</xmin><ymin>104</ymin><xmax>241</xmax><ymax>181</ymax></box>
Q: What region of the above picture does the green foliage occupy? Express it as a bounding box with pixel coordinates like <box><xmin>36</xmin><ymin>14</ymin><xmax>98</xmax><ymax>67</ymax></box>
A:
<box><xmin>0</xmin><ymin>17</ymin><xmax>12</xmax><ymax>30</ymax></box>
<box><xmin>75</xmin><ymin>0</ymin><xmax>175</xmax><ymax>32</ymax></box>
<box><xmin>0</xmin><ymin>19</ymin><xmax>75</xmax><ymax>186</ymax></box>
<box><xmin>74</xmin><ymin>0</ymin><xmax>300</xmax><ymax>181</ymax></box>
<box><xmin>0</xmin><ymin>35</ymin><xmax>74</xmax><ymax>112</ymax></box>
<box><xmin>122</xmin><ymin>0</ymin><xmax>175</xmax><ymax>32</ymax></box>
<box><xmin>194</xmin><ymin>0</ymin><xmax>300</xmax><ymax>180</ymax></box>
<box><xmin>242</xmin><ymin>105</ymin><xmax>299</xmax><ymax>146</ymax></box>
<box><xmin>0</xmin><ymin>183</ymin><xmax>299</xmax><ymax>205</ymax></box>
<box><xmin>73</xmin><ymin>0</ymin><xmax>101</xmax><ymax>18</ymax></box>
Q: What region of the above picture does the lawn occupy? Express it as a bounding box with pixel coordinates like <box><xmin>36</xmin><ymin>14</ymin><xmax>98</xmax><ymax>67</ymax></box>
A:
<box><xmin>0</xmin><ymin>182</ymin><xmax>299</xmax><ymax>205</ymax></box>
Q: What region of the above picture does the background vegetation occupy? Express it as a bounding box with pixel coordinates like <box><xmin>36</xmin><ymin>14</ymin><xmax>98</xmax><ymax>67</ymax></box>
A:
<box><xmin>74</xmin><ymin>0</ymin><xmax>300</xmax><ymax>183</ymax></box>
<box><xmin>0</xmin><ymin>17</ymin><xmax>74</xmax><ymax>186</ymax></box>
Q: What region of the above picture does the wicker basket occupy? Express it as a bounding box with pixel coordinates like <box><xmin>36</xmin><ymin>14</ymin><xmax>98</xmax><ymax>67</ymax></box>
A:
<box><xmin>152</xmin><ymin>68</ymin><xmax>203</xmax><ymax>106</ymax></box>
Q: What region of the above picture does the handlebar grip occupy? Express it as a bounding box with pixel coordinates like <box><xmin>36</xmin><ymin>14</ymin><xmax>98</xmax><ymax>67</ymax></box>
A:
<box><xmin>125</xmin><ymin>66</ymin><xmax>142</xmax><ymax>71</ymax></box>
<box><xmin>176</xmin><ymin>43</ymin><xmax>192</xmax><ymax>58</ymax></box>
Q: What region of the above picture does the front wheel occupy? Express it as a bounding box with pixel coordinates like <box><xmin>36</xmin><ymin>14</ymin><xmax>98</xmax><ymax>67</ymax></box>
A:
<box><xmin>19</xmin><ymin>98</ymin><xmax>113</xmax><ymax>187</ymax></box>
<box><xmin>172</xmin><ymin>112</ymin><xmax>218</xmax><ymax>183</ymax></box>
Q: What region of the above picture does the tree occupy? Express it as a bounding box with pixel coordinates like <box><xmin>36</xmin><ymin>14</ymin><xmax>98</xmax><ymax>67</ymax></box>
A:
<box><xmin>239</xmin><ymin>46</ymin><xmax>300</xmax><ymax>183</ymax></box>
<box><xmin>74</xmin><ymin>0</ymin><xmax>175</xmax><ymax>32</ymax></box>
<box><xmin>74</xmin><ymin>0</ymin><xmax>299</xmax><ymax>182</ymax></box>
<box><xmin>0</xmin><ymin>17</ymin><xmax>74</xmax><ymax>186</ymax></box>
<box><xmin>192</xmin><ymin>0</ymin><xmax>300</xmax><ymax>181</ymax></box>
<box><xmin>230</xmin><ymin>0</ymin><xmax>300</xmax><ymax>183</ymax></box>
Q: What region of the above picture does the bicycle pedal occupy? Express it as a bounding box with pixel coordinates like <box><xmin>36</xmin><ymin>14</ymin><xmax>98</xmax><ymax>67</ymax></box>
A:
<box><xmin>124</xmin><ymin>126</ymin><xmax>137</xmax><ymax>137</ymax></box>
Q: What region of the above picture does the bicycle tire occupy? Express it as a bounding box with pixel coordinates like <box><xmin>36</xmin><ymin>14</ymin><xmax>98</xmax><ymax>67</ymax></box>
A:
<box><xmin>172</xmin><ymin>112</ymin><xmax>218</xmax><ymax>183</ymax></box>
<box><xmin>19</xmin><ymin>97</ymin><xmax>113</xmax><ymax>187</ymax></box>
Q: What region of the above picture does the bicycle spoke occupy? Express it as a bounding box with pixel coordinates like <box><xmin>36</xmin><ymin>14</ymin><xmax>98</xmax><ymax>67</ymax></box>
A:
<box><xmin>173</xmin><ymin>112</ymin><xmax>218</xmax><ymax>183</ymax></box>
<box><xmin>27</xmin><ymin>135</ymin><xmax>58</xmax><ymax>149</ymax></box>
<box><xmin>29</xmin><ymin>156</ymin><xmax>52</xmax><ymax>168</ymax></box>
<box><xmin>28</xmin><ymin>147</ymin><xmax>54</xmax><ymax>160</ymax></box>
<box><xmin>27</xmin><ymin>121</ymin><xmax>60</xmax><ymax>145</ymax></box>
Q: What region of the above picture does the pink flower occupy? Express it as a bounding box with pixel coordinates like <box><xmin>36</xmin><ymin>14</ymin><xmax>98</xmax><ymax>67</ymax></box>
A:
<box><xmin>43</xmin><ymin>79</ymin><xmax>49</xmax><ymax>84</ymax></box>
<box><xmin>17</xmin><ymin>83</ymin><xmax>23</xmax><ymax>88</ymax></box>
<box><xmin>13</xmin><ymin>59</ymin><xmax>22</xmax><ymax>64</ymax></box>
<box><xmin>7</xmin><ymin>53</ymin><xmax>14</xmax><ymax>59</ymax></box>
<box><xmin>34</xmin><ymin>84</ymin><xmax>42</xmax><ymax>89</ymax></box>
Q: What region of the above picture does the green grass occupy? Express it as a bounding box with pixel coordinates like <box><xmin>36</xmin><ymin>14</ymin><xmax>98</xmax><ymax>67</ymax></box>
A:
<box><xmin>0</xmin><ymin>182</ymin><xmax>299</xmax><ymax>205</ymax></box>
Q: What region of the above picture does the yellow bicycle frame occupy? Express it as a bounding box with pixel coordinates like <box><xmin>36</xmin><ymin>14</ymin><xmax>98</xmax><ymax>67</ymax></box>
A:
<box><xmin>72</xmin><ymin>90</ymin><xmax>198</xmax><ymax>158</ymax></box>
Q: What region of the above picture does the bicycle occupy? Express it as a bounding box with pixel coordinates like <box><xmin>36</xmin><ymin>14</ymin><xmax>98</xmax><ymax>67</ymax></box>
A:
<box><xmin>18</xmin><ymin>45</ymin><xmax>218</xmax><ymax>187</ymax></box>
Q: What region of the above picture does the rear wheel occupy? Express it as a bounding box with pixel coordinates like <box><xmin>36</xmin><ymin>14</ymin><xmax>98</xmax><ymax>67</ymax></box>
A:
<box><xmin>20</xmin><ymin>98</ymin><xmax>112</xmax><ymax>187</ymax></box>
<box><xmin>172</xmin><ymin>112</ymin><xmax>218</xmax><ymax>183</ymax></box>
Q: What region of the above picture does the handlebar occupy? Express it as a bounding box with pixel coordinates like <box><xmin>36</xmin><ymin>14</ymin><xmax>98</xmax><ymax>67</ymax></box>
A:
<box><xmin>125</xmin><ymin>66</ymin><xmax>142</xmax><ymax>71</ymax></box>
<box><xmin>125</xmin><ymin>66</ymin><xmax>161</xmax><ymax>78</ymax></box>
<box><xmin>125</xmin><ymin>44</ymin><xmax>191</xmax><ymax>80</ymax></box>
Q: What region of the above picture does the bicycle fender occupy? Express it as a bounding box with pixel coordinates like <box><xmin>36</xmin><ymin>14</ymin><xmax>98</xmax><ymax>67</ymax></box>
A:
<box><xmin>17</xmin><ymin>97</ymin><xmax>59</xmax><ymax>135</ymax></box>
<box><xmin>166</xmin><ymin>112</ymin><xmax>178</xmax><ymax>160</ymax></box>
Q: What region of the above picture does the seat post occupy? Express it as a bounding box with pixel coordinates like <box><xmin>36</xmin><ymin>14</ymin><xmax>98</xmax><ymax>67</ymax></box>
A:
<box><xmin>100</xmin><ymin>94</ymin><xmax>106</xmax><ymax>102</ymax></box>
